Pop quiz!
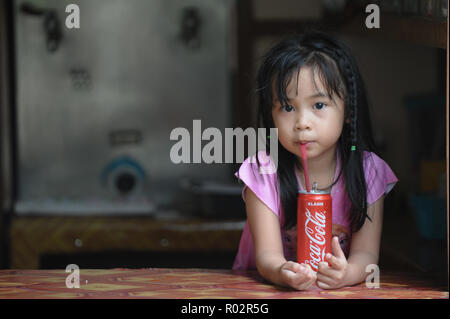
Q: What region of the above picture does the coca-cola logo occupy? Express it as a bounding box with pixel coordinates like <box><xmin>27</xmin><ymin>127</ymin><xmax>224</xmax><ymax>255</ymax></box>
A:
<box><xmin>304</xmin><ymin>208</ymin><xmax>327</xmax><ymax>271</ymax></box>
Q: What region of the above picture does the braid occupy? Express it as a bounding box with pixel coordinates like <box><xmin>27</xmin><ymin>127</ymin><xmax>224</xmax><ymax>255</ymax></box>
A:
<box><xmin>347</xmin><ymin>62</ymin><xmax>358</xmax><ymax>149</ymax></box>
<box><xmin>320</xmin><ymin>45</ymin><xmax>358</xmax><ymax>151</ymax></box>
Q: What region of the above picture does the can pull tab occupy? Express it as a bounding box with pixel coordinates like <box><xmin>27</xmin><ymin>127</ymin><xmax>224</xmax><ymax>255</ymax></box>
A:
<box><xmin>312</xmin><ymin>182</ymin><xmax>318</xmax><ymax>192</ymax></box>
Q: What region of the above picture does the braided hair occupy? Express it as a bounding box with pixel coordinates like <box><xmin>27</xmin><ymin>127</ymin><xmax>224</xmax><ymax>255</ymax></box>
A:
<box><xmin>255</xmin><ymin>31</ymin><xmax>376</xmax><ymax>233</ymax></box>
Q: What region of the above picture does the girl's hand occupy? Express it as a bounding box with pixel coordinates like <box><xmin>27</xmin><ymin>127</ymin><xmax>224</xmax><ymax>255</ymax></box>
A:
<box><xmin>316</xmin><ymin>236</ymin><xmax>349</xmax><ymax>289</ymax></box>
<box><xmin>279</xmin><ymin>261</ymin><xmax>317</xmax><ymax>290</ymax></box>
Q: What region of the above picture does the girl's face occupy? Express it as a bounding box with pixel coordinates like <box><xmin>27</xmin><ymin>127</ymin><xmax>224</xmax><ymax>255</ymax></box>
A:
<box><xmin>271</xmin><ymin>66</ymin><xmax>345</xmax><ymax>164</ymax></box>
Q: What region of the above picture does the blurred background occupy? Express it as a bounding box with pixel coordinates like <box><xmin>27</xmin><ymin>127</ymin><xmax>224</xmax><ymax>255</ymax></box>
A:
<box><xmin>0</xmin><ymin>0</ymin><xmax>447</xmax><ymax>285</ymax></box>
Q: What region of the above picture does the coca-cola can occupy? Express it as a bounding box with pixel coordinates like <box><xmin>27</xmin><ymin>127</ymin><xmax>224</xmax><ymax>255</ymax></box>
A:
<box><xmin>297</xmin><ymin>189</ymin><xmax>332</xmax><ymax>272</ymax></box>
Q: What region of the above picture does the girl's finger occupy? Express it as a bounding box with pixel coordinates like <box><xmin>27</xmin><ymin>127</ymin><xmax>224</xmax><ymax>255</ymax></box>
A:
<box><xmin>298</xmin><ymin>263</ymin><xmax>309</xmax><ymax>273</ymax></box>
<box><xmin>317</xmin><ymin>261</ymin><xmax>341</xmax><ymax>279</ymax></box>
<box><xmin>283</xmin><ymin>267</ymin><xmax>308</xmax><ymax>286</ymax></box>
<box><xmin>282</xmin><ymin>261</ymin><xmax>302</xmax><ymax>273</ymax></box>
<box><xmin>317</xmin><ymin>280</ymin><xmax>332</xmax><ymax>290</ymax></box>
<box><xmin>281</xmin><ymin>269</ymin><xmax>300</xmax><ymax>288</ymax></box>
<box><xmin>331</xmin><ymin>236</ymin><xmax>346</xmax><ymax>259</ymax></box>
<box><xmin>325</xmin><ymin>252</ymin><xmax>344</xmax><ymax>270</ymax></box>
<box><xmin>316</xmin><ymin>272</ymin><xmax>335</xmax><ymax>287</ymax></box>
<box><xmin>299</xmin><ymin>279</ymin><xmax>315</xmax><ymax>291</ymax></box>
<box><xmin>304</xmin><ymin>264</ymin><xmax>317</xmax><ymax>280</ymax></box>
<box><xmin>296</xmin><ymin>271</ymin><xmax>316</xmax><ymax>290</ymax></box>
<box><xmin>281</xmin><ymin>266</ymin><xmax>300</xmax><ymax>280</ymax></box>
<box><xmin>290</xmin><ymin>264</ymin><xmax>316</xmax><ymax>288</ymax></box>
<box><xmin>306</xmin><ymin>272</ymin><xmax>318</xmax><ymax>288</ymax></box>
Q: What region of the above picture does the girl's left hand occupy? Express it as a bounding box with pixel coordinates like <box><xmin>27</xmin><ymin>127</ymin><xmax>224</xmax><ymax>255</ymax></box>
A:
<box><xmin>316</xmin><ymin>236</ymin><xmax>348</xmax><ymax>289</ymax></box>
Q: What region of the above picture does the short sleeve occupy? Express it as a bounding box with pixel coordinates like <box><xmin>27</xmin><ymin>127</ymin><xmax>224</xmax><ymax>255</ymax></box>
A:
<box><xmin>234</xmin><ymin>151</ymin><xmax>280</xmax><ymax>217</ymax></box>
<box><xmin>363</xmin><ymin>152</ymin><xmax>399</xmax><ymax>205</ymax></box>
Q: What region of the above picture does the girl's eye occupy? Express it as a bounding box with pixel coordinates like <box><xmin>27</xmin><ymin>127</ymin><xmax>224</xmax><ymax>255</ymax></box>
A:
<box><xmin>281</xmin><ymin>104</ymin><xmax>294</xmax><ymax>112</ymax></box>
<box><xmin>313</xmin><ymin>102</ymin><xmax>326</xmax><ymax>110</ymax></box>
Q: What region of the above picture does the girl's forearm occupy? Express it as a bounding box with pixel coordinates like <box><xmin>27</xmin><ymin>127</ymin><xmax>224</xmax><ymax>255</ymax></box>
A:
<box><xmin>343</xmin><ymin>251</ymin><xmax>379</xmax><ymax>287</ymax></box>
<box><xmin>255</xmin><ymin>252</ymin><xmax>287</xmax><ymax>286</ymax></box>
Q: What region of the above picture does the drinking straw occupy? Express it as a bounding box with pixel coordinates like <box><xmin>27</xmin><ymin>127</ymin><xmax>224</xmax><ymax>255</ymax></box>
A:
<box><xmin>300</xmin><ymin>144</ymin><xmax>311</xmax><ymax>192</ymax></box>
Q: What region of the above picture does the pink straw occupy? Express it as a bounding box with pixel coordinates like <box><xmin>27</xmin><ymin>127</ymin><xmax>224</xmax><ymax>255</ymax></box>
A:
<box><xmin>300</xmin><ymin>144</ymin><xmax>311</xmax><ymax>192</ymax></box>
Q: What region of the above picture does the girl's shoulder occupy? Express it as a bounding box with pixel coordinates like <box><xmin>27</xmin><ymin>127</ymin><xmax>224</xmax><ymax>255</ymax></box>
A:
<box><xmin>238</xmin><ymin>150</ymin><xmax>278</xmax><ymax>177</ymax></box>
<box><xmin>362</xmin><ymin>151</ymin><xmax>394</xmax><ymax>172</ymax></box>
<box><xmin>234</xmin><ymin>151</ymin><xmax>280</xmax><ymax>215</ymax></box>
<box><xmin>362</xmin><ymin>151</ymin><xmax>398</xmax><ymax>204</ymax></box>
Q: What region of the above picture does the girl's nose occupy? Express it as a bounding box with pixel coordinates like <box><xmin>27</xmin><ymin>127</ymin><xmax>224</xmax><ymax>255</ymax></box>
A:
<box><xmin>295</xmin><ymin>109</ymin><xmax>311</xmax><ymax>131</ymax></box>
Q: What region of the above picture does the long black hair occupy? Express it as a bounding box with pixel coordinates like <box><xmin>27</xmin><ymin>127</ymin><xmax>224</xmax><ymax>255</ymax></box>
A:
<box><xmin>255</xmin><ymin>31</ymin><xmax>376</xmax><ymax>233</ymax></box>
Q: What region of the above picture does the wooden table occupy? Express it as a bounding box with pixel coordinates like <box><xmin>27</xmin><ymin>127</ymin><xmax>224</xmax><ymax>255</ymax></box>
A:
<box><xmin>0</xmin><ymin>268</ymin><xmax>447</xmax><ymax>299</ymax></box>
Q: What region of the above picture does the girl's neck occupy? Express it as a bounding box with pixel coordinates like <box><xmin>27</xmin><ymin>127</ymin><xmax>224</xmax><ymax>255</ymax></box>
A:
<box><xmin>297</xmin><ymin>146</ymin><xmax>337</xmax><ymax>191</ymax></box>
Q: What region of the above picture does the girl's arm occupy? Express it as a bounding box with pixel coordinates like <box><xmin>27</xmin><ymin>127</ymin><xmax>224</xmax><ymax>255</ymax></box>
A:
<box><xmin>343</xmin><ymin>195</ymin><xmax>385</xmax><ymax>286</ymax></box>
<box><xmin>244</xmin><ymin>187</ymin><xmax>316</xmax><ymax>289</ymax></box>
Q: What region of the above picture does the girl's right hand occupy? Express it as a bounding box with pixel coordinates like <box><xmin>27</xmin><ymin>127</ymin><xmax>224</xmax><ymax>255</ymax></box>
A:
<box><xmin>279</xmin><ymin>261</ymin><xmax>317</xmax><ymax>290</ymax></box>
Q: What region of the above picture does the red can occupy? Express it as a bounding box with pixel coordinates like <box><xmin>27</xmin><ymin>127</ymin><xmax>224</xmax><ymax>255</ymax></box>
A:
<box><xmin>297</xmin><ymin>189</ymin><xmax>332</xmax><ymax>272</ymax></box>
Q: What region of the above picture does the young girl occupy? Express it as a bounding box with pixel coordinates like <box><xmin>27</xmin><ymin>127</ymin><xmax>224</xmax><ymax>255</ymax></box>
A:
<box><xmin>232</xmin><ymin>31</ymin><xmax>398</xmax><ymax>290</ymax></box>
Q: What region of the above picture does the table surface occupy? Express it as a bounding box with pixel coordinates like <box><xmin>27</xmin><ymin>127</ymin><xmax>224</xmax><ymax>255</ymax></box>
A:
<box><xmin>0</xmin><ymin>268</ymin><xmax>448</xmax><ymax>299</ymax></box>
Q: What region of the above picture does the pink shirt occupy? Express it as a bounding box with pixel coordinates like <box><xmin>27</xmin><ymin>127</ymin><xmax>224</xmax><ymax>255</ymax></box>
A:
<box><xmin>232</xmin><ymin>150</ymin><xmax>398</xmax><ymax>270</ymax></box>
